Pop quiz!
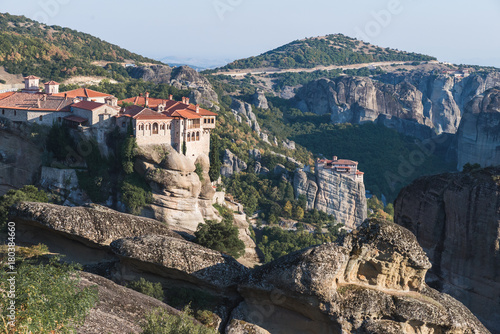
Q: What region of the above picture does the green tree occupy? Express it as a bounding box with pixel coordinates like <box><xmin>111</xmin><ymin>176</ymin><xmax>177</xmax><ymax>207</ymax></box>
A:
<box><xmin>208</xmin><ymin>134</ymin><xmax>221</xmax><ymax>182</ymax></box>
<box><xmin>283</xmin><ymin>201</ymin><xmax>293</xmax><ymax>217</ymax></box>
<box><xmin>46</xmin><ymin>122</ymin><xmax>76</xmax><ymax>162</ymax></box>
<box><xmin>463</xmin><ymin>163</ymin><xmax>481</xmax><ymax>173</ymax></box>
<box><xmin>195</xmin><ymin>163</ymin><xmax>204</xmax><ymax>181</ymax></box>
<box><xmin>127</xmin><ymin>278</ymin><xmax>164</xmax><ymax>301</ymax></box>
<box><xmin>293</xmin><ymin>206</ymin><xmax>305</xmax><ymax>220</ymax></box>
<box><xmin>182</xmin><ymin>140</ymin><xmax>187</xmax><ymax>156</ymax></box>
<box><xmin>121</xmin><ymin>136</ymin><xmax>137</xmax><ymax>175</ymax></box>
<box><xmin>195</xmin><ymin>220</ymin><xmax>245</xmax><ymax>258</ymax></box>
<box><xmin>0</xmin><ymin>185</ymin><xmax>48</xmax><ymax>231</ymax></box>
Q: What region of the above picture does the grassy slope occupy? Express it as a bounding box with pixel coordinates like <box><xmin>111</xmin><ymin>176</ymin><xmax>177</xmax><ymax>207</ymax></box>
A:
<box><xmin>219</xmin><ymin>34</ymin><xmax>436</xmax><ymax>70</ymax></box>
<box><xmin>0</xmin><ymin>12</ymin><xmax>160</xmax><ymax>80</ymax></box>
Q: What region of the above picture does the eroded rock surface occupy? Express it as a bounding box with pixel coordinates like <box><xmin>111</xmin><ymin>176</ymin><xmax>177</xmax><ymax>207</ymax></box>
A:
<box><xmin>457</xmin><ymin>88</ymin><xmax>500</xmax><ymax>169</ymax></box>
<box><xmin>296</xmin><ymin>72</ymin><xmax>500</xmax><ymax>136</ymax></box>
<box><xmin>394</xmin><ymin>167</ymin><xmax>500</xmax><ymax>333</ymax></box>
<box><xmin>229</xmin><ymin>219</ymin><xmax>489</xmax><ymax>334</ymax></box>
<box><xmin>294</xmin><ymin>168</ymin><xmax>367</xmax><ymax>229</ymax></box>
<box><xmin>110</xmin><ymin>235</ymin><xmax>249</xmax><ymax>293</ymax></box>
<box><xmin>135</xmin><ymin>145</ymin><xmax>219</xmax><ymax>231</ymax></box>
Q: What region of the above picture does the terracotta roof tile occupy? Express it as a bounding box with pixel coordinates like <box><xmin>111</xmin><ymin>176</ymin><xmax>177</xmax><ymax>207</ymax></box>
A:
<box><xmin>24</xmin><ymin>75</ymin><xmax>40</xmax><ymax>79</ymax></box>
<box><xmin>71</xmin><ymin>101</ymin><xmax>106</xmax><ymax>111</ymax></box>
<box><xmin>44</xmin><ymin>81</ymin><xmax>60</xmax><ymax>85</ymax></box>
<box><xmin>53</xmin><ymin>88</ymin><xmax>113</xmax><ymax>99</ymax></box>
<box><xmin>0</xmin><ymin>92</ymin><xmax>72</xmax><ymax>111</ymax></box>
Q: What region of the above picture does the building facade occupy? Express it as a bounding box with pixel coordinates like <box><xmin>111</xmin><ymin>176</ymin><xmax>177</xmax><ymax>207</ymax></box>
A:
<box><xmin>316</xmin><ymin>156</ymin><xmax>364</xmax><ymax>183</ymax></box>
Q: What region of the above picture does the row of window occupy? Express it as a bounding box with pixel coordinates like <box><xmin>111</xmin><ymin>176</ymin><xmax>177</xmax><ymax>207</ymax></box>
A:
<box><xmin>137</xmin><ymin>122</ymin><xmax>172</xmax><ymax>134</ymax></box>
<box><xmin>187</xmin><ymin>132</ymin><xmax>201</xmax><ymax>142</ymax></box>
<box><xmin>2</xmin><ymin>109</ymin><xmax>16</xmax><ymax>116</ymax></box>
<box><xmin>203</xmin><ymin>118</ymin><xmax>215</xmax><ymax>124</ymax></box>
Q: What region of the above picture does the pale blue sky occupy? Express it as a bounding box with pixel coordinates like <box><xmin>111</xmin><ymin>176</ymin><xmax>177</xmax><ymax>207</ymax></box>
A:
<box><xmin>2</xmin><ymin>0</ymin><xmax>500</xmax><ymax>67</ymax></box>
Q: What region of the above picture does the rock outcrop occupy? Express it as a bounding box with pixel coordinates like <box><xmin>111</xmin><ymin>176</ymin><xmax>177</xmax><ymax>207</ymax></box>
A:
<box><xmin>9</xmin><ymin>201</ymin><xmax>179</xmax><ymax>264</ymax></box>
<box><xmin>134</xmin><ymin>145</ymin><xmax>219</xmax><ymax>232</ymax></box>
<box><xmin>231</xmin><ymin>98</ymin><xmax>261</xmax><ymax>134</ymax></box>
<box><xmin>252</xmin><ymin>90</ymin><xmax>269</xmax><ymax>109</ymax></box>
<box><xmin>294</xmin><ymin>169</ymin><xmax>367</xmax><ymax>229</ymax></box>
<box><xmin>0</xmin><ymin>128</ymin><xmax>42</xmax><ymax>196</ymax></box>
<box><xmin>127</xmin><ymin>64</ymin><xmax>219</xmax><ymax>107</ymax></box>
<box><xmin>296</xmin><ymin>72</ymin><xmax>500</xmax><ymax>136</ymax></box>
<box><xmin>221</xmin><ymin>149</ymin><xmax>248</xmax><ymax>177</ymax></box>
<box><xmin>394</xmin><ymin>167</ymin><xmax>500</xmax><ymax>333</ymax></box>
<box><xmin>110</xmin><ymin>235</ymin><xmax>249</xmax><ymax>293</ymax></box>
<box><xmin>457</xmin><ymin>88</ymin><xmax>500</xmax><ymax>170</ymax></box>
<box><xmin>229</xmin><ymin>219</ymin><xmax>488</xmax><ymax>334</ymax></box>
<box><xmin>78</xmin><ymin>271</ymin><xmax>182</xmax><ymax>334</ymax></box>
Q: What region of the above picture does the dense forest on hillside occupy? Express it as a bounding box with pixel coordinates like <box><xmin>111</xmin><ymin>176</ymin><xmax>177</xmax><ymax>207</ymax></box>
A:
<box><xmin>0</xmin><ymin>13</ymin><xmax>159</xmax><ymax>80</ymax></box>
<box><xmin>219</xmin><ymin>34</ymin><xmax>436</xmax><ymax>70</ymax></box>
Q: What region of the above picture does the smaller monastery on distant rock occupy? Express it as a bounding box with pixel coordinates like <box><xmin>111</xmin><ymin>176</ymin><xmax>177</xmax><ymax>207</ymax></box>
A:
<box><xmin>316</xmin><ymin>156</ymin><xmax>364</xmax><ymax>183</ymax></box>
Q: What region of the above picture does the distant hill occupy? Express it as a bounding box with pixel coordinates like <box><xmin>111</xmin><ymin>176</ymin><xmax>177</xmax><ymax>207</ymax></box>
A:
<box><xmin>220</xmin><ymin>34</ymin><xmax>436</xmax><ymax>70</ymax></box>
<box><xmin>0</xmin><ymin>12</ymin><xmax>161</xmax><ymax>81</ymax></box>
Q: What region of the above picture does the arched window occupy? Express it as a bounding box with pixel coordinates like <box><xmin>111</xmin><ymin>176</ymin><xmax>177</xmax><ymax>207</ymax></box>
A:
<box><xmin>196</xmin><ymin>132</ymin><xmax>200</xmax><ymax>141</ymax></box>
<box><xmin>39</xmin><ymin>115</ymin><xmax>43</xmax><ymax>121</ymax></box>
<box><xmin>139</xmin><ymin>124</ymin><xmax>144</xmax><ymax>131</ymax></box>
<box><xmin>153</xmin><ymin>123</ymin><xmax>159</xmax><ymax>135</ymax></box>
<box><xmin>187</xmin><ymin>133</ymin><xmax>191</xmax><ymax>142</ymax></box>
<box><xmin>146</xmin><ymin>124</ymin><xmax>150</xmax><ymax>130</ymax></box>
<box><xmin>160</xmin><ymin>124</ymin><xmax>165</xmax><ymax>130</ymax></box>
<box><xmin>211</xmin><ymin>118</ymin><xmax>214</xmax><ymax>123</ymax></box>
<box><xmin>14</xmin><ymin>110</ymin><xmax>16</xmax><ymax>116</ymax></box>
<box><xmin>1</xmin><ymin>109</ymin><xmax>4</xmax><ymax>115</ymax></box>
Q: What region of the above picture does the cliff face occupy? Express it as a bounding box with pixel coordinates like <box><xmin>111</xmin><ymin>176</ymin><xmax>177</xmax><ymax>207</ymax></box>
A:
<box><xmin>457</xmin><ymin>88</ymin><xmax>500</xmax><ymax>169</ymax></box>
<box><xmin>294</xmin><ymin>169</ymin><xmax>367</xmax><ymax>229</ymax></box>
<box><xmin>134</xmin><ymin>145</ymin><xmax>219</xmax><ymax>232</ymax></box>
<box><xmin>296</xmin><ymin>72</ymin><xmax>500</xmax><ymax>136</ymax></box>
<box><xmin>394</xmin><ymin>167</ymin><xmax>500</xmax><ymax>333</ymax></box>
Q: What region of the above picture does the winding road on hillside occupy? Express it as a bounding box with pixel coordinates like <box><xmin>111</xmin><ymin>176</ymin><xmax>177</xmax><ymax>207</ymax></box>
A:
<box><xmin>215</xmin><ymin>60</ymin><xmax>440</xmax><ymax>77</ymax></box>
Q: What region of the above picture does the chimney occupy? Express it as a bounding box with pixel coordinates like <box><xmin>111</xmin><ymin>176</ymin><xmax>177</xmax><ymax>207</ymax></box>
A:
<box><xmin>195</xmin><ymin>104</ymin><xmax>200</xmax><ymax>113</ymax></box>
<box><xmin>181</xmin><ymin>97</ymin><xmax>186</xmax><ymax>104</ymax></box>
<box><xmin>185</xmin><ymin>97</ymin><xmax>190</xmax><ymax>105</ymax></box>
<box><xmin>169</xmin><ymin>94</ymin><xmax>173</xmax><ymax>100</ymax></box>
<box><xmin>145</xmin><ymin>92</ymin><xmax>150</xmax><ymax>98</ymax></box>
<box><xmin>37</xmin><ymin>98</ymin><xmax>41</xmax><ymax>108</ymax></box>
<box><xmin>333</xmin><ymin>156</ymin><xmax>338</xmax><ymax>161</ymax></box>
<box><xmin>64</xmin><ymin>93</ymin><xmax>67</xmax><ymax>99</ymax></box>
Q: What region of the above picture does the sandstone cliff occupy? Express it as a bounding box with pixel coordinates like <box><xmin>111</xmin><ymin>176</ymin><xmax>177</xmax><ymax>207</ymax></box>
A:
<box><xmin>394</xmin><ymin>167</ymin><xmax>500</xmax><ymax>333</ymax></box>
<box><xmin>294</xmin><ymin>169</ymin><xmax>367</xmax><ymax>229</ymax></box>
<box><xmin>134</xmin><ymin>145</ymin><xmax>219</xmax><ymax>232</ymax></box>
<box><xmin>456</xmin><ymin>88</ymin><xmax>500</xmax><ymax>169</ymax></box>
<box><xmin>231</xmin><ymin>98</ymin><xmax>262</xmax><ymax>135</ymax></box>
<box><xmin>296</xmin><ymin>71</ymin><xmax>500</xmax><ymax>136</ymax></box>
<box><xmin>230</xmin><ymin>219</ymin><xmax>488</xmax><ymax>334</ymax></box>
<box><xmin>221</xmin><ymin>149</ymin><xmax>248</xmax><ymax>177</ymax></box>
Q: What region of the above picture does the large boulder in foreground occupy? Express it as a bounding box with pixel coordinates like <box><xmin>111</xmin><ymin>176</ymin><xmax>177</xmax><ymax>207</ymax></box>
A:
<box><xmin>110</xmin><ymin>235</ymin><xmax>249</xmax><ymax>293</ymax></box>
<box><xmin>230</xmin><ymin>219</ymin><xmax>489</xmax><ymax>334</ymax></box>
<box><xmin>9</xmin><ymin>202</ymin><xmax>179</xmax><ymax>264</ymax></box>
<box><xmin>77</xmin><ymin>271</ymin><xmax>181</xmax><ymax>334</ymax></box>
<box><xmin>394</xmin><ymin>167</ymin><xmax>500</xmax><ymax>333</ymax></box>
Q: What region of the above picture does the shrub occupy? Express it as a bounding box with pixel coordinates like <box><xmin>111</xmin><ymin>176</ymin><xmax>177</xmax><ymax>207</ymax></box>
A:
<box><xmin>141</xmin><ymin>307</ymin><xmax>217</xmax><ymax>334</ymax></box>
<box><xmin>127</xmin><ymin>278</ymin><xmax>164</xmax><ymax>301</ymax></box>
<box><xmin>121</xmin><ymin>173</ymin><xmax>153</xmax><ymax>215</ymax></box>
<box><xmin>195</xmin><ymin>163</ymin><xmax>204</xmax><ymax>181</ymax></box>
<box><xmin>0</xmin><ymin>185</ymin><xmax>48</xmax><ymax>231</ymax></box>
<box><xmin>195</xmin><ymin>220</ymin><xmax>245</xmax><ymax>259</ymax></box>
<box><xmin>0</xmin><ymin>257</ymin><xmax>98</xmax><ymax>334</ymax></box>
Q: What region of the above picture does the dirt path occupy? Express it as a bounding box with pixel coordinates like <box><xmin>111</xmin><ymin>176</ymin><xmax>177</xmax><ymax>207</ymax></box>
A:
<box><xmin>215</xmin><ymin>60</ymin><xmax>440</xmax><ymax>77</ymax></box>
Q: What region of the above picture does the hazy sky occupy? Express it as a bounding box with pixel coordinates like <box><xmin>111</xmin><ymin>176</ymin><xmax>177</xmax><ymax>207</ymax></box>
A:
<box><xmin>2</xmin><ymin>0</ymin><xmax>500</xmax><ymax>67</ymax></box>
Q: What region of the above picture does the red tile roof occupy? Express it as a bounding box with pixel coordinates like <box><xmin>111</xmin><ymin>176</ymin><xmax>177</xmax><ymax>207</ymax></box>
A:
<box><xmin>0</xmin><ymin>92</ymin><xmax>16</xmax><ymax>101</ymax></box>
<box><xmin>119</xmin><ymin>96</ymin><xmax>169</xmax><ymax>109</ymax></box>
<box><xmin>0</xmin><ymin>92</ymin><xmax>73</xmax><ymax>111</ymax></box>
<box><xmin>71</xmin><ymin>101</ymin><xmax>106</xmax><ymax>111</ymax></box>
<box><xmin>44</xmin><ymin>81</ymin><xmax>60</xmax><ymax>85</ymax></box>
<box><xmin>169</xmin><ymin>109</ymin><xmax>202</xmax><ymax>119</ymax></box>
<box><xmin>24</xmin><ymin>75</ymin><xmax>40</xmax><ymax>79</ymax></box>
<box><xmin>53</xmin><ymin>88</ymin><xmax>113</xmax><ymax>99</ymax></box>
<box><xmin>120</xmin><ymin>106</ymin><xmax>171</xmax><ymax>120</ymax></box>
<box><xmin>119</xmin><ymin>95</ymin><xmax>218</xmax><ymax>117</ymax></box>
<box><xmin>332</xmin><ymin>159</ymin><xmax>358</xmax><ymax>165</ymax></box>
